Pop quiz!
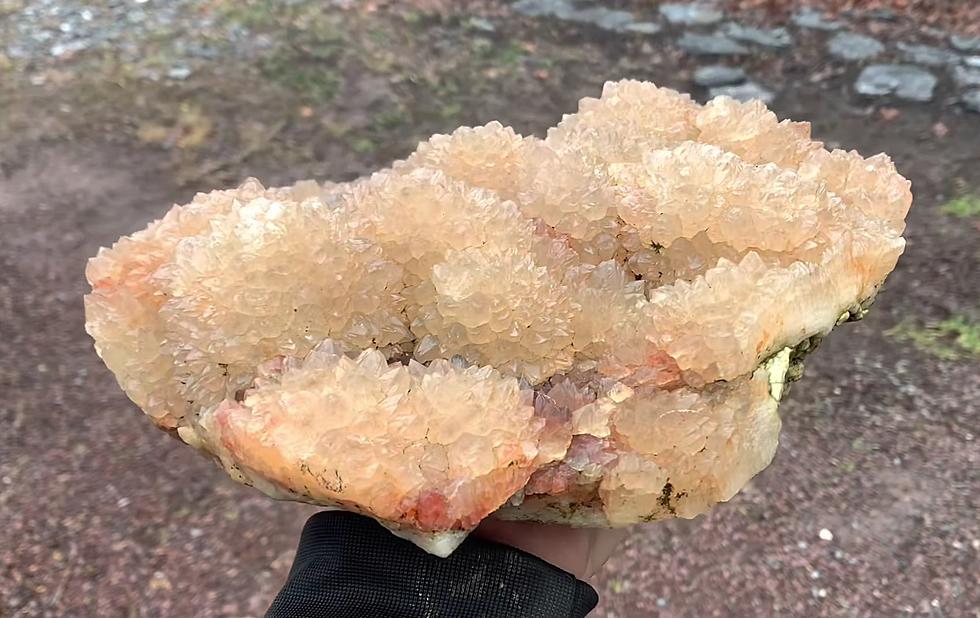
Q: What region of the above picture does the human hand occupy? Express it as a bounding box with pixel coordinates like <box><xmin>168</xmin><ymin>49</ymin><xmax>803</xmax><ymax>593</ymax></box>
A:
<box><xmin>475</xmin><ymin>518</ymin><xmax>630</xmax><ymax>580</ymax></box>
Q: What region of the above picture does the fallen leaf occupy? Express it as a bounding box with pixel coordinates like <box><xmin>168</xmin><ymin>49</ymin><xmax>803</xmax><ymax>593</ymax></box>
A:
<box><xmin>175</xmin><ymin>104</ymin><xmax>212</xmax><ymax>150</ymax></box>
<box><xmin>137</xmin><ymin>123</ymin><xmax>170</xmax><ymax>145</ymax></box>
<box><xmin>879</xmin><ymin>107</ymin><xmax>901</xmax><ymax>121</ymax></box>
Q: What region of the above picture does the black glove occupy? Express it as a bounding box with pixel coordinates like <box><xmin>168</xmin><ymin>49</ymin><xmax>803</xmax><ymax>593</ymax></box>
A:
<box><xmin>267</xmin><ymin>511</ymin><xmax>599</xmax><ymax>618</ymax></box>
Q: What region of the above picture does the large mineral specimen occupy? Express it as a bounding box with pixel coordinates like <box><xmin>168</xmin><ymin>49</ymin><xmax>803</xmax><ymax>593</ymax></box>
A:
<box><xmin>85</xmin><ymin>81</ymin><xmax>910</xmax><ymax>555</ymax></box>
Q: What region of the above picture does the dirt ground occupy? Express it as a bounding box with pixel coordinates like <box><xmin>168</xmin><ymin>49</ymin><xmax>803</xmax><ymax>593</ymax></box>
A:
<box><xmin>1</xmin><ymin>2</ymin><xmax>978</xmax><ymax>616</ymax></box>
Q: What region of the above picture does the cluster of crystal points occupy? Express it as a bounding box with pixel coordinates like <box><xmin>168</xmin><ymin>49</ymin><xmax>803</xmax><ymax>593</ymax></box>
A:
<box><xmin>85</xmin><ymin>81</ymin><xmax>910</xmax><ymax>555</ymax></box>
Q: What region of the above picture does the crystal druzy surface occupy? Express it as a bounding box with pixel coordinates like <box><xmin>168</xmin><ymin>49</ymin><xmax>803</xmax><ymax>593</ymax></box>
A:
<box><xmin>85</xmin><ymin>81</ymin><xmax>910</xmax><ymax>555</ymax></box>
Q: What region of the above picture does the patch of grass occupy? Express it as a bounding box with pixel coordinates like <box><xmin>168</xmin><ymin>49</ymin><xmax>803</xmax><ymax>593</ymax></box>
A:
<box><xmin>472</xmin><ymin>39</ymin><xmax>528</xmax><ymax>71</ymax></box>
<box><xmin>489</xmin><ymin>41</ymin><xmax>528</xmax><ymax>68</ymax></box>
<box><xmin>886</xmin><ymin>315</ymin><xmax>980</xmax><ymax>360</ymax></box>
<box><xmin>223</xmin><ymin>0</ymin><xmax>348</xmax><ymax>102</ymax></box>
<box><xmin>940</xmin><ymin>194</ymin><xmax>980</xmax><ymax>218</ymax></box>
<box><xmin>222</xmin><ymin>1</ymin><xmax>281</xmax><ymax>30</ymax></box>
<box><xmin>350</xmin><ymin>137</ymin><xmax>377</xmax><ymax>154</ymax></box>
<box><xmin>439</xmin><ymin>102</ymin><xmax>463</xmax><ymax>120</ymax></box>
<box><xmin>257</xmin><ymin>51</ymin><xmax>343</xmax><ymax>103</ymax></box>
<box><xmin>372</xmin><ymin>106</ymin><xmax>410</xmax><ymax>131</ymax></box>
<box><xmin>400</xmin><ymin>11</ymin><xmax>423</xmax><ymax>25</ymax></box>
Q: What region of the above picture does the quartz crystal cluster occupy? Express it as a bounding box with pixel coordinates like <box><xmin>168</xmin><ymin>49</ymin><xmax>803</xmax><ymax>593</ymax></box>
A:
<box><xmin>85</xmin><ymin>81</ymin><xmax>910</xmax><ymax>555</ymax></box>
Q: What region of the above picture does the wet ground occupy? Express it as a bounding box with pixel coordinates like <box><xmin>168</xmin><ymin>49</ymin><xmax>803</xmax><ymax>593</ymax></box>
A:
<box><xmin>1</xmin><ymin>1</ymin><xmax>978</xmax><ymax>616</ymax></box>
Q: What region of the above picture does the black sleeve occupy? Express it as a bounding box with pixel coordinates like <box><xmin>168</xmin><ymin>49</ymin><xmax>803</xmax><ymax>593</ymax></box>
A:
<box><xmin>266</xmin><ymin>511</ymin><xmax>599</xmax><ymax>618</ymax></box>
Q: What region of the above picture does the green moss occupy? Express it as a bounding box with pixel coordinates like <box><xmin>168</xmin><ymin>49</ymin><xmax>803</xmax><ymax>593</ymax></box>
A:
<box><xmin>940</xmin><ymin>194</ymin><xmax>980</xmax><ymax>218</ymax></box>
<box><xmin>886</xmin><ymin>315</ymin><xmax>980</xmax><ymax>360</ymax></box>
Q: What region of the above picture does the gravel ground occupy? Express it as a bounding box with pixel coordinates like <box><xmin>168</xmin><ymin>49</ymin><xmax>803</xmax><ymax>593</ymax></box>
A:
<box><xmin>1</xmin><ymin>1</ymin><xmax>978</xmax><ymax>616</ymax></box>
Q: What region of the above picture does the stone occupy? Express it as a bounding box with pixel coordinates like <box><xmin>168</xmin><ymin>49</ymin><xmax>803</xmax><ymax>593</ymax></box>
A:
<box><xmin>964</xmin><ymin>56</ymin><xmax>980</xmax><ymax>69</ymax></box>
<box><xmin>952</xmin><ymin>65</ymin><xmax>980</xmax><ymax>89</ymax></box>
<box><xmin>513</xmin><ymin>1</ymin><xmax>636</xmax><ymax>32</ymax></box>
<box><xmin>86</xmin><ymin>80</ymin><xmax>910</xmax><ymax>554</ymax></box>
<box><xmin>828</xmin><ymin>33</ymin><xmax>884</xmax><ymax>61</ymax></box>
<box><xmin>693</xmin><ymin>64</ymin><xmax>746</xmax><ymax>87</ymax></box>
<box><xmin>659</xmin><ymin>3</ymin><xmax>724</xmax><ymax>26</ymax></box>
<box><xmin>855</xmin><ymin>64</ymin><xmax>937</xmax><ymax>102</ymax></box>
<box><xmin>512</xmin><ymin>0</ymin><xmax>633</xmax><ymax>32</ymax></box>
<box><xmin>467</xmin><ymin>17</ymin><xmax>496</xmax><ymax>32</ymax></box>
<box><xmin>866</xmin><ymin>8</ymin><xmax>897</xmax><ymax>21</ymax></box>
<box><xmin>677</xmin><ymin>33</ymin><xmax>748</xmax><ymax>56</ymax></box>
<box><xmin>166</xmin><ymin>65</ymin><xmax>192</xmax><ymax>80</ymax></box>
<box><xmin>624</xmin><ymin>21</ymin><xmax>662</xmax><ymax>35</ymax></box>
<box><xmin>709</xmin><ymin>81</ymin><xmax>775</xmax><ymax>104</ymax></box>
<box><xmin>896</xmin><ymin>42</ymin><xmax>959</xmax><ymax>67</ymax></box>
<box><xmin>512</xmin><ymin>0</ymin><xmax>574</xmax><ymax>18</ymax></box>
<box><xmin>950</xmin><ymin>35</ymin><xmax>980</xmax><ymax>53</ymax></box>
<box><xmin>722</xmin><ymin>23</ymin><xmax>793</xmax><ymax>49</ymax></box>
<box><xmin>962</xmin><ymin>89</ymin><xmax>980</xmax><ymax>113</ymax></box>
<box><xmin>562</xmin><ymin>7</ymin><xmax>635</xmax><ymax>31</ymax></box>
<box><xmin>792</xmin><ymin>8</ymin><xmax>843</xmax><ymax>31</ymax></box>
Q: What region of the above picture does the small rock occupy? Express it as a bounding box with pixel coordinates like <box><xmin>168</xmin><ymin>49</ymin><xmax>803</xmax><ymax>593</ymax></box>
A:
<box><xmin>964</xmin><ymin>56</ymin><xmax>980</xmax><ymax>69</ymax></box>
<box><xmin>563</xmin><ymin>7</ymin><xmax>635</xmax><ymax>31</ymax></box>
<box><xmin>818</xmin><ymin>528</ymin><xmax>834</xmax><ymax>541</ymax></box>
<box><xmin>952</xmin><ymin>65</ymin><xmax>980</xmax><ymax>88</ymax></box>
<box><xmin>950</xmin><ymin>35</ymin><xmax>980</xmax><ymax>53</ymax></box>
<box><xmin>677</xmin><ymin>33</ymin><xmax>748</xmax><ymax>56</ymax></box>
<box><xmin>709</xmin><ymin>81</ymin><xmax>774</xmax><ymax>104</ymax></box>
<box><xmin>467</xmin><ymin>17</ymin><xmax>496</xmax><ymax>32</ymax></box>
<box><xmin>866</xmin><ymin>8</ymin><xmax>897</xmax><ymax>21</ymax></box>
<box><xmin>659</xmin><ymin>3</ymin><xmax>724</xmax><ymax>26</ymax></box>
<box><xmin>694</xmin><ymin>64</ymin><xmax>746</xmax><ymax>86</ymax></box>
<box><xmin>50</xmin><ymin>39</ymin><xmax>90</xmax><ymax>58</ymax></box>
<box><xmin>512</xmin><ymin>0</ymin><xmax>574</xmax><ymax>18</ymax></box>
<box><xmin>722</xmin><ymin>23</ymin><xmax>792</xmax><ymax>49</ymax></box>
<box><xmin>828</xmin><ymin>33</ymin><xmax>884</xmax><ymax>61</ymax></box>
<box><xmin>514</xmin><ymin>1</ymin><xmax>636</xmax><ymax>31</ymax></box>
<box><xmin>792</xmin><ymin>8</ymin><xmax>843</xmax><ymax>31</ymax></box>
<box><xmin>167</xmin><ymin>65</ymin><xmax>192</xmax><ymax>80</ymax></box>
<box><xmin>624</xmin><ymin>22</ymin><xmax>662</xmax><ymax>35</ymax></box>
<box><xmin>896</xmin><ymin>42</ymin><xmax>959</xmax><ymax>67</ymax></box>
<box><xmin>855</xmin><ymin>64</ymin><xmax>937</xmax><ymax>102</ymax></box>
